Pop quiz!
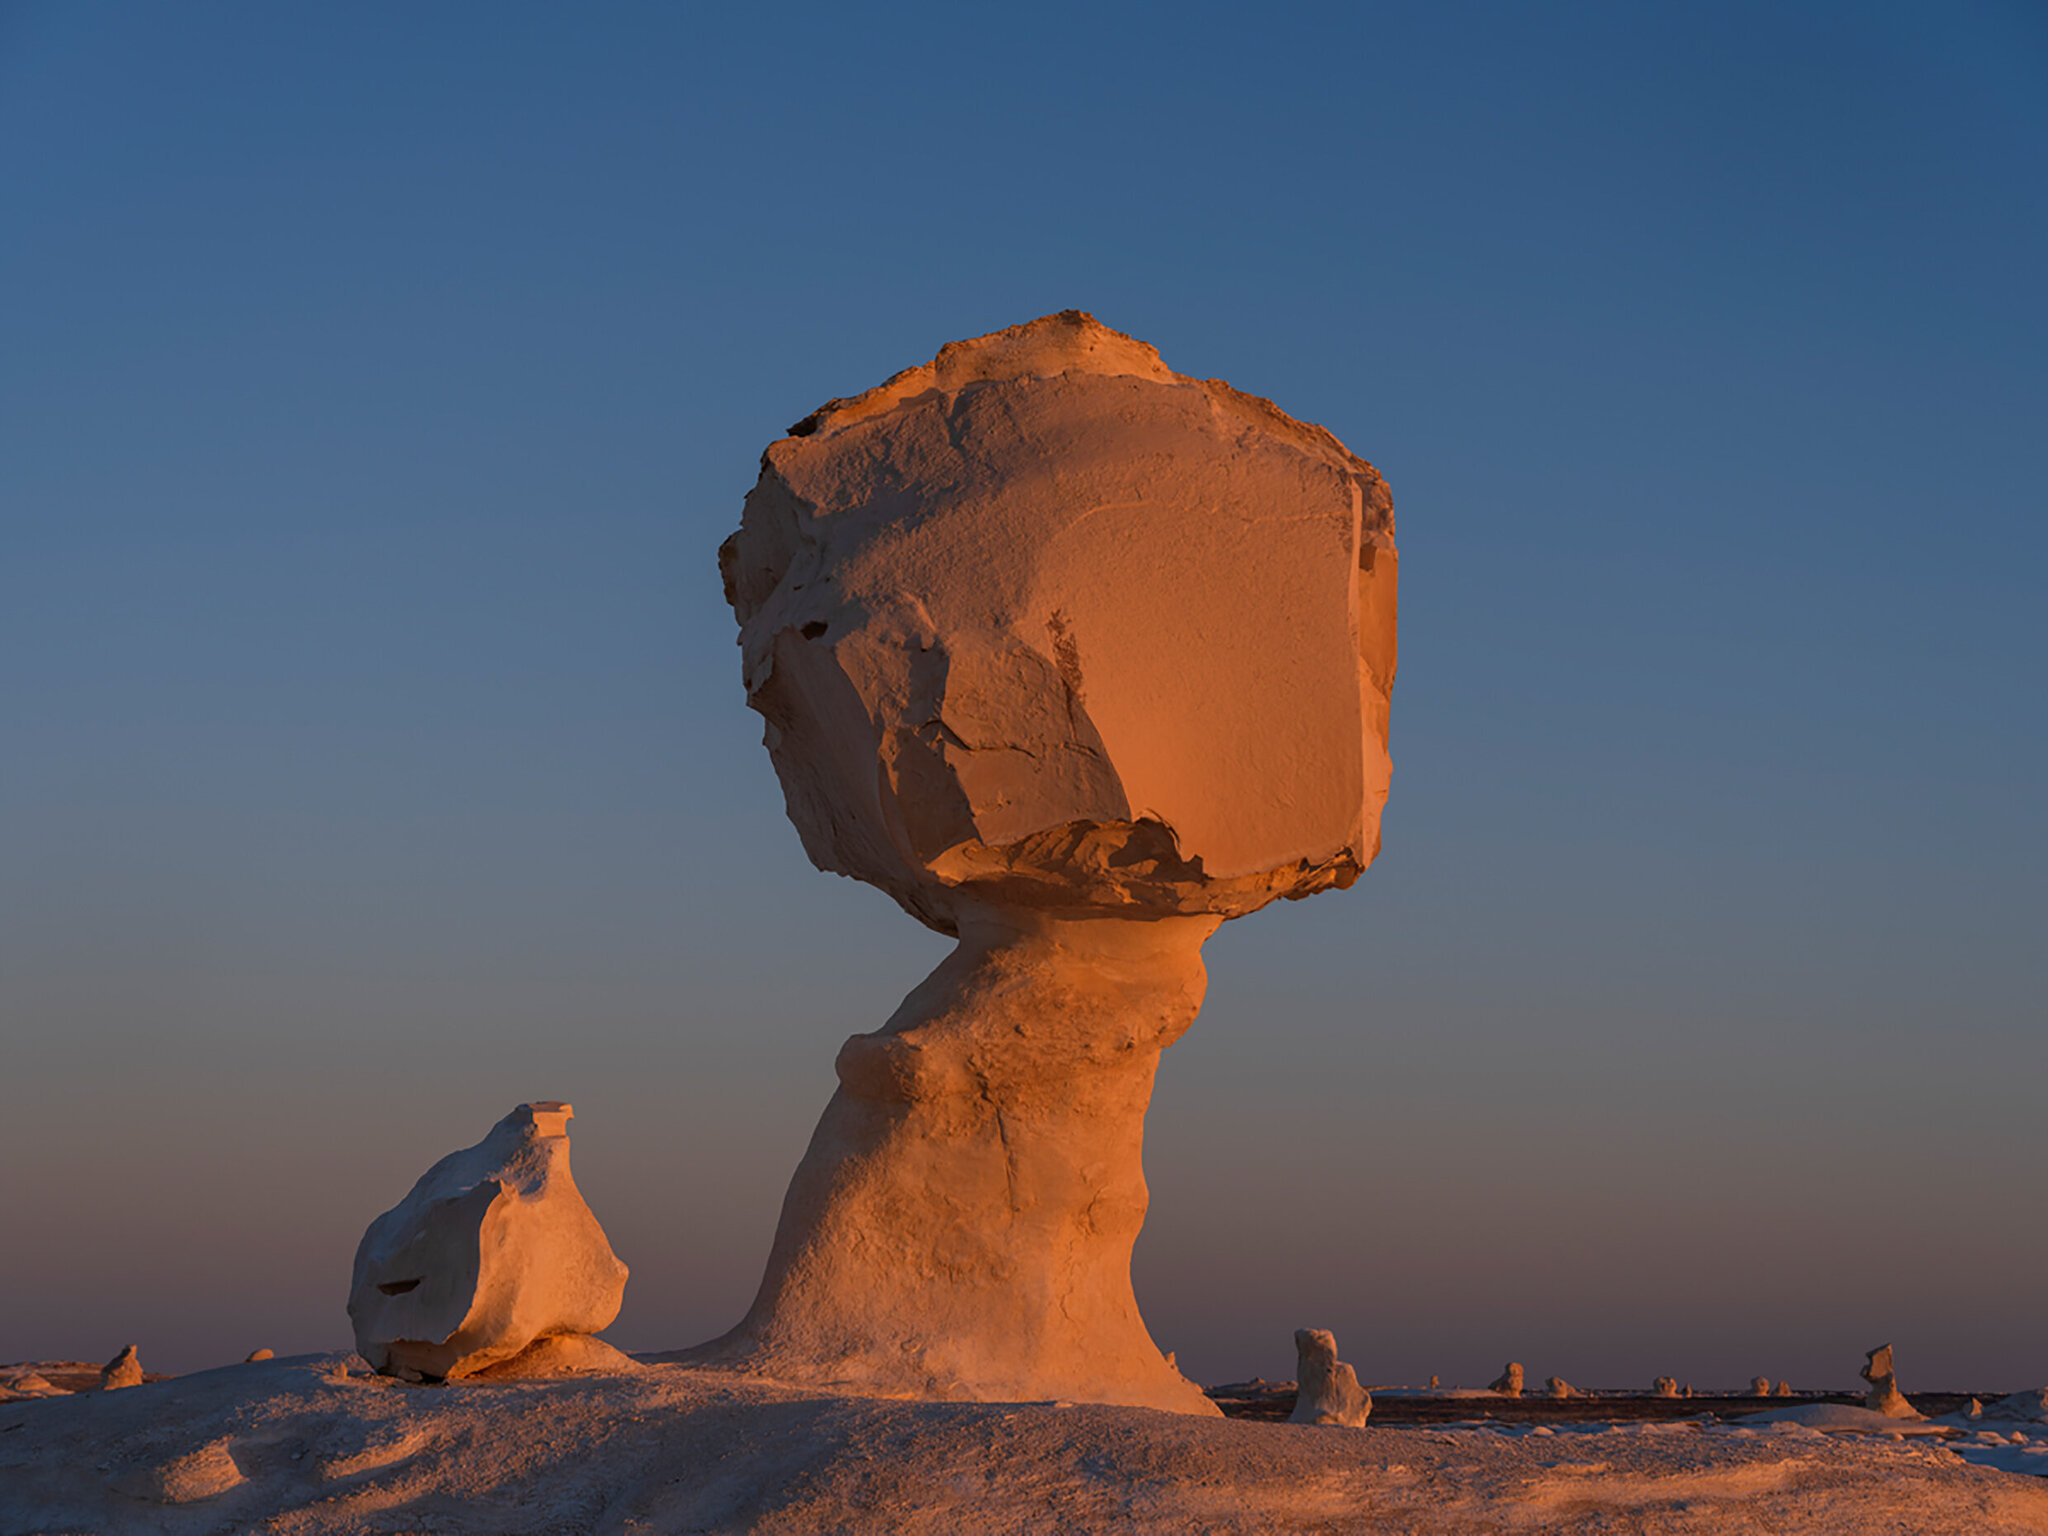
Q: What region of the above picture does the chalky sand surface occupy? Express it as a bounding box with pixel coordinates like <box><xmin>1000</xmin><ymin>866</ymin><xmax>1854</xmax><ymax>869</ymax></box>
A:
<box><xmin>705</xmin><ymin>310</ymin><xmax>1397</xmax><ymax>1414</ymax></box>
<box><xmin>7</xmin><ymin>1355</ymin><xmax>2048</xmax><ymax>1535</ymax></box>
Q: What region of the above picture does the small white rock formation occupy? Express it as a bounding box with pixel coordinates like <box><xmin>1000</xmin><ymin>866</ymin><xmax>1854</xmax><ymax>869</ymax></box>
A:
<box><xmin>1286</xmin><ymin>1330</ymin><xmax>1372</xmax><ymax>1427</ymax></box>
<box><xmin>348</xmin><ymin>1102</ymin><xmax>629</xmax><ymax>1380</ymax></box>
<box><xmin>711</xmin><ymin>312</ymin><xmax>1396</xmax><ymax>1415</ymax></box>
<box><xmin>1861</xmin><ymin>1343</ymin><xmax>1920</xmax><ymax>1419</ymax></box>
<box><xmin>1545</xmin><ymin>1376</ymin><xmax>1576</xmax><ymax>1399</ymax></box>
<box><xmin>1749</xmin><ymin>1375</ymin><xmax>1772</xmax><ymax>1396</ymax></box>
<box><xmin>1652</xmin><ymin>1376</ymin><xmax>1681</xmax><ymax>1398</ymax></box>
<box><xmin>1774</xmin><ymin>1379</ymin><xmax>1794</xmax><ymax>1396</ymax></box>
<box><xmin>1488</xmin><ymin>1363</ymin><xmax>1524</xmax><ymax>1396</ymax></box>
<box><xmin>1427</xmin><ymin>1374</ymin><xmax>1441</xmax><ymax>1390</ymax></box>
<box><xmin>245</xmin><ymin>1348</ymin><xmax>275</xmax><ymax>1362</ymax></box>
<box><xmin>99</xmin><ymin>1345</ymin><xmax>143</xmax><ymax>1390</ymax></box>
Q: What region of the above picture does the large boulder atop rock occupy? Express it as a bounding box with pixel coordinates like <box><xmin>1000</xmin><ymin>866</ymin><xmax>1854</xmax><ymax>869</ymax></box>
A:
<box><xmin>1861</xmin><ymin>1343</ymin><xmax>1920</xmax><ymax>1420</ymax></box>
<box><xmin>347</xmin><ymin>1102</ymin><xmax>628</xmax><ymax>1380</ymax></box>
<box><xmin>1286</xmin><ymin>1329</ymin><xmax>1371</xmax><ymax>1428</ymax></box>
<box><xmin>720</xmin><ymin>309</ymin><xmax>1397</xmax><ymax>936</ymax></box>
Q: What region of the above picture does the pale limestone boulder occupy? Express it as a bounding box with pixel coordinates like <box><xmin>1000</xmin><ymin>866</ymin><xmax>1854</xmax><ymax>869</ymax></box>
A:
<box><xmin>720</xmin><ymin>309</ymin><xmax>1396</xmax><ymax>933</ymax></box>
<box><xmin>1749</xmin><ymin>1375</ymin><xmax>1772</xmax><ymax>1396</ymax></box>
<box><xmin>348</xmin><ymin>1102</ymin><xmax>628</xmax><ymax>1380</ymax></box>
<box><xmin>1774</xmin><ymin>1380</ymin><xmax>1794</xmax><ymax>1396</ymax></box>
<box><xmin>706</xmin><ymin>313</ymin><xmax>1395</xmax><ymax>1416</ymax></box>
<box><xmin>1861</xmin><ymin>1343</ymin><xmax>1920</xmax><ymax>1419</ymax></box>
<box><xmin>1545</xmin><ymin>1376</ymin><xmax>1576</xmax><ymax>1399</ymax></box>
<box><xmin>1488</xmin><ymin>1362</ymin><xmax>1524</xmax><ymax>1396</ymax></box>
<box><xmin>1653</xmin><ymin>1376</ymin><xmax>1681</xmax><ymax>1398</ymax></box>
<box><xmin>99</xmin><ymin>1345</ymin><xmax>142</xmax><ymax>1390</ymax></box>
<box><xmin>245</xmin><ymin>1348</ymin><xmax>274</xmax><ymax>1362</ymax></box>
<box><xmin>1287</xmin><ymin>1330</ymin><xmax>1371</xmax><ymax>1427</ymax></box>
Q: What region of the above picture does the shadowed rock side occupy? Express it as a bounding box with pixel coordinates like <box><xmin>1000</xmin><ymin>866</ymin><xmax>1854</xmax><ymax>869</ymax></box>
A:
<box><xmin>348</xmin><ymin>1102</ymin><xmax>628</xmax><ymax>1380</ymax></box>
<box><xmin>1287</xmin><ymin>1330</ymin><xmax>1371</xmax><ymax>1427</ymax></box>
<box><xmin>705</xmin><ymin>312</ymin><xmax>1397</xmax><ymax>1414</ymax></box>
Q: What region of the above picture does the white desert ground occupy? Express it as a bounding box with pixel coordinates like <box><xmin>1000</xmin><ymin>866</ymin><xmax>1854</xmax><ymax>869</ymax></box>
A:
<box><xmin>6</xmin><ymin>1353</ymin><xmax>2048</xmax><ymax>1535</ymax></box>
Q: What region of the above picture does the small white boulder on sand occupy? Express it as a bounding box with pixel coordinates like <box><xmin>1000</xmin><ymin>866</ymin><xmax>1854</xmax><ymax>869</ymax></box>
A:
<box><xmin>1862</xmin><ymin>1343</ymin><xmax>1920</xmax><ymax>1419</ymax></box>
<box><xmin>1286</xmin><ymin>1330</ymin><xmax>1370</xmax><ymax>1428</ymax></box>
<box><xmin>1653</xmin><ymin>1376</ymin><xmax>1681</xmax><ymax>1398</ymax></box>
<box><xmin>1776</xmin><ymin>1380</ymin><xmax>1795</xmax><ymax>1396</ymax></box>
<box><xmin>1750</xmin><ymin>1376</ymin><xmax>1773</xmax><ymax>1396</ymax></box>
<box><xmin>1545</xmin><ymin>1376</ymin><xmax>1576</xmax><ymax>1399</ymax></box>
<box><xmin>347</xmin><ymin>1101</ymin><xmax>629</xmax><ymax>1380</ymax></box>
<box><xmin>98</xmin><ymin>1345</ymin><xmax>143</xmax><ymax>1390</ymax></box>
<box><xmin>1487</xmin><ymin>1362</ymin><xmax>1523</xmax><ymax>1396</ymax></box>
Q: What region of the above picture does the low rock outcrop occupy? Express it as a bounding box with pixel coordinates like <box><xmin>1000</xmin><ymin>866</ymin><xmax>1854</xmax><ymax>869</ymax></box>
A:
<box><xmin>99</xmin><ymin>1345</ymin><xmax>143</xmax><ymax>1390</ymax></box>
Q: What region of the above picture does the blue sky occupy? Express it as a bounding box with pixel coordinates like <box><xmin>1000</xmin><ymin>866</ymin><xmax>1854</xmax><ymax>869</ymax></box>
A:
<box><xmin>2</xmin><ymin>1</ymin><xmax>2043</xmax><ymax>1388</ymax></box>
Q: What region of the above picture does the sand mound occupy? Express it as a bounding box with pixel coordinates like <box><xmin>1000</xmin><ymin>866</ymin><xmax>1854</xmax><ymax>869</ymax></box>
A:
<box><xmin>2</xmin><ymin>1354</ymin><xmax>2044</xmax><ymax>1534</ymax></box>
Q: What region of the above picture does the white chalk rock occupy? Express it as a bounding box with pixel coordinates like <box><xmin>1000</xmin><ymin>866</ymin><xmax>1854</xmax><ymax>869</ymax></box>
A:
<box><xmin>114</xmin><ymin>1439</ymin><xmax>245</xmax><ymax>1504</ymax></box>
<box><xmin>1860</xmin><ymin>1343</ymin><xmax>1920</xmax><ymax>1419</ymax></box>
<box><xmin>99</xmin><ymin>1345</ymin><xmax>142</xmax><ymax>1390</ymax></box>
<box><xmin>1545</xmin><ymin>1376</ymin><xmax>1576</xmax><ymax>1399</ymax></box>
<box><xmin>1749</xmin><ymin>1375</ymin><xmax>1772</xmax><ymax>1396</ymax></box>
<box><xmin>1774</xmin><ymin>1379</ymin><xmax>1793</xmax><ymax>1396</ymax></box>
<box><xmin>721</xmin><ymin>309</ymin><xmax>1396</xmax><ymax>931</ymax></box>
<box><xmin>347</xmin><ymin>1102</ymin><xmax>628</xmax><ymax>1380</ymax></box>
<box><xmin>1286</xmin><ymin>1329</ymin><xmax>1371</xmax><ymax>1428</ymax></box>
<box><xmin>1653</xmin><ymin>1376</ymin><xmax>1681</xmax><ymax>1398</ymax></box>
<box><xmin>706</xmin><ymin>312</ymin><xmax>1396</xmax><ymax>1416</ymax></box>
<box><xmin>1488</xmin><ymin>1362</ymin><xmax>1524</xmax><ymax>1396</ymax></box>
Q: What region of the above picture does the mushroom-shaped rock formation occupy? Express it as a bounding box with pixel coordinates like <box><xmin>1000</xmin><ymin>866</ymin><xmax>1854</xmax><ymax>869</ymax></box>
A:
<box><xmin>1287</xmin><ymin>1329</ymin><xmax>1372</xmax><ymax>1427</ymax></box>
<box><xmin>710</xmin><ymin>312</ymin><xmax>1397</xmax><ymax>1415</ymax></box>
<box><xmin>1861</xmin><ymin>1343</ymin><xmax>1920</xmax><ymax>1419</ymax></box>
<box><xmin>347</xmin><ymin>1102</ymin><xmax>628</xmax><ymax>1380</ymax></box>
<box><xmin>1487</xmin><ymin>1362</ymin><xmax>1524</xmax><ymax>1397</ymax></box>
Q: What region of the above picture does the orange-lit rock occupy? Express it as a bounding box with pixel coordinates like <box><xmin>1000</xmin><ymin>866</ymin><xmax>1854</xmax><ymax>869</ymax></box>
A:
<box><xmin>711</xmin><ymin>312</ymin><xmax>1396</xmax><ymax>1414</ymax></box>
<box><xmin>1489</xmin><ymin>1363</ymin><xmax>1524</xmax><ymax>1397</ymax></box>
<box><xmin>1862</xmin><ymin>1343</ymin><xmax>1921</xmax><ymax>1419</ymax></box>
<box><xmin>347</xmin><ymin>1102</ymin><xmax>628</xmax><ymax>1380</ymax></box>
<box><xmin>98</xmin><ymin>1344</ymin><xmax>142</xmax><ymax>1391</ymax></box>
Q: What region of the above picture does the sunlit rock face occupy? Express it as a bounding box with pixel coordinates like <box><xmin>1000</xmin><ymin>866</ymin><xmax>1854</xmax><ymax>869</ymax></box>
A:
<box><xmin>710</xmin><ymin>312</ymin><xmax>1396</xmax><ymax>1415</ymax></box>
<box><xmin>721</xmin><ymin>309</ymin><xmax>1396</xmax><ymax>933</ymax></box>
<box><xmin>348</xmin><ymin>1102</ymin><xmax>628</xmax><ymax>1380</ymax></box>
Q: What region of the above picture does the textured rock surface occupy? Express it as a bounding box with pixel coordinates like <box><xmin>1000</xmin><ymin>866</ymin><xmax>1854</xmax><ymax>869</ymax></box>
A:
<box><xmin>1287</xmin><ymin>1330</ymin><xmax>1371</xmax><ymax>1427</ymax></box>
<box><xmin>709</xmin><ymin>313</ymin><xmax>1396</xmax><ymax>1414</ymax></box>
<box><xmin>1546</xmin><ymin>1376</ymin><xmax>1577</xmax><ymax>1399</ymax></box>
<box><xmin>347</xmin><ymin>1102</ymin><xmax>628</xmax><ymax>1380</ymax></box>
<box><xmin>99</xmin><ymin>1344</ymin><xmax>142</xmax><ymax>1391</ymax></box>
<box><xmin>1654</xmin><ymin>1376</ymin><xmax>1682</xmax><ymax>1398</ymax></box>
<box><xmin>1751</xmin><ymin>1375</ymin><xmax>1774</xmax><ymax>1396</ymax></box>
<box><xmin>6</xmin><ymin>1355</ymin><xmax>2044</xmax><ymax>1536</ymax></box>
<box><xmin>1488</xmin><ymin>1363</ymin><xmax>1524</xmax><ymax>1397</ymax></box>
<box><xmin>1863</xmin><ymin>1343</ymin><xmax>1921</xmax><ymax>1419</ymax></box>
<box><xmin>1988</xmin><ymin>1389</ymin><xmax>2048</xmax><ymax>1423</ymax></box>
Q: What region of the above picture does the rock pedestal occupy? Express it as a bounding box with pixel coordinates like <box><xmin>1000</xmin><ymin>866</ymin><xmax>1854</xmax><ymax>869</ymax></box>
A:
<box><xmin>1862</xmin><ymin>1343</ymin><xmax>1920</xmax><ymax>1419</ymax></box>
<box><xmin>712</xmin><ymin>312</ymin><xmax>1397</xmax><ymax>1413</ymax></box>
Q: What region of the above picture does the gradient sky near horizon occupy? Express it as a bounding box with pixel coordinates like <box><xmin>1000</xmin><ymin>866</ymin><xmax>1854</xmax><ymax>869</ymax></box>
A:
<box><xmin>3</xmin><ymin>2</ymin><xmax>2043</xmax><ymax>1391</ymax></box>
